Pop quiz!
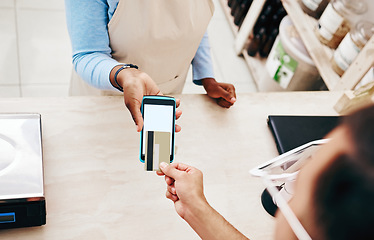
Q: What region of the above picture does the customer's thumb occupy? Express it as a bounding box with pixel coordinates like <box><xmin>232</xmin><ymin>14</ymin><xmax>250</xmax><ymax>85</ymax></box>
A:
<box><xmin>159</xmin><ymin>162</ymin><xmax>169</xmax><ymax>173</ymax></box>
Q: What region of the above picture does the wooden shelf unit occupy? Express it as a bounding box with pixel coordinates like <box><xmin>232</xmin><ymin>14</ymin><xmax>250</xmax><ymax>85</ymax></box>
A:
<box><xmin>220</xmin><ymin>0</ymin><xmax>239</xmax><ymax>37</ymax></box>
<box><xmin>220</xmin><ymin>0</ymin><xmax>267</xmax><ymax>89</ymax></box>
<box><xmin>219</xmin><ymin>0</ymin><xmax>374</xmax><ymax>91</ymax></box>
<box><xmin>242</xmin><ymin>50</ymin><xmax>267</xmax><ymax>89</ymax></box>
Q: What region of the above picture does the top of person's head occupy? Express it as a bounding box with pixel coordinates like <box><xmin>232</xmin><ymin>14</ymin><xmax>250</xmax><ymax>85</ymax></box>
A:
<box><xmin>313</xmin><ymin>104</ymin><xmax>374</xmax><ymax>240</ymax></box>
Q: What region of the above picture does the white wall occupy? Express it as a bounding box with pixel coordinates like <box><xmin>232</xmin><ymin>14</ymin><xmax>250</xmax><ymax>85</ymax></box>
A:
<box><xmin>0</xmin><ymin>0</ymin><xmax>71</xmax><ymax>97</ymax></box>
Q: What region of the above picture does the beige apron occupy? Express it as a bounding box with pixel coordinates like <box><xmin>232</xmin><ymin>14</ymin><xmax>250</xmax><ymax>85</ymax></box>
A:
<box><xmin>69</xmin><ymin>0</ymin><xmax>214</xmax><ymax>96</ymax></box>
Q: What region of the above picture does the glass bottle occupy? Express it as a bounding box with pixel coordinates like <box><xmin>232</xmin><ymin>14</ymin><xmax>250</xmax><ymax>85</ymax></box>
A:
<box><xmin>259</xmin><ymin>28</ymin><xmax>279</xmax><ymax>58</ymax></box>
<box><xmin>247</xmin><ymin>28</ymin><xmax>266</xmax><ymax>57</ymax></box>
<box><xmin>253</xmin><ymin>14</ymin><xmax>268</xmax><ymax>35</ymax></box>
<box><xmin>231</xmin><ymin>0</ymin><xmax>244</xmax><ymax>17</ymax></box>
<box><xmin>299</xmin><ymin>0</ymin><xmax>329</xmax><ymax>19</ymax></box>
<box><xmin>331</xmin><ymin>21</ymin><xmax>374</xmax><ymax>76</ymax></box>
<box><xmin>234</xmin><ymin>0</ymin><xmax>252</xmax><ymax>26</ymax></box>
<box><xmin>315</xmin><ymin>0</ymin><xmax>367</xmax><ymax>49</ymax></box>
<box><xmin>228</xmin><ymin>0</ymin><xmax>235</xmax><ymax>8</ymax></box>
<box><xmin>261</xmin><ymin>4</ymin><xmax>274</xmax><ymax>18</ymax></box>
<box><xmin>234</xmin><ymin>0</ymin><xmax>253</xmax><ymax>27</ymax></box>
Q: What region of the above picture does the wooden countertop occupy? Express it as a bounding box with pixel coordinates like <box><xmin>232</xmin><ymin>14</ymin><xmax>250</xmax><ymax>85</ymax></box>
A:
<box><xmin>0</xmin><ymin>92</ymin><xmax>342</xmax><ymax>239</ymax></box>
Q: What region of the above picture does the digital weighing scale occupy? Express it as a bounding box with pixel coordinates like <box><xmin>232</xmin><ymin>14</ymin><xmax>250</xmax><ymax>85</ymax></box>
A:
<box><xmin>0</xmin><ymin>113</ymin><xmax>46</xmax><ymax>229</ymax></box>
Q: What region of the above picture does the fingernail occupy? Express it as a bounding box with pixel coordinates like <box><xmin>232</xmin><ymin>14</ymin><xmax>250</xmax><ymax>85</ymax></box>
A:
<box><xmin>231</xmin><ymin>97</ymin><xmax>236</xmax><ymax>102</ymax></box>
<box><xmin>160</xmin><ymin>162</ymin><xmax>168</xmax><ymax>169</ymax></box>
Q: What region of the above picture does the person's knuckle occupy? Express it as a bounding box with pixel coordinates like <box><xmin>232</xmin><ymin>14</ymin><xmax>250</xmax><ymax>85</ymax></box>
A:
<box><xmin>139</xmin><ymin>72</ymin><xmax>151</xmax><ymax>81</ymax></box>
<box><xmin>123</xmin><ymin>77</ymin><xmax>136</xmax><ymax>88</ymax></box>
<box><xmin>125</xmin><ymin>101</ymin><xmax>132</xmax><ymax>108</ymax></box>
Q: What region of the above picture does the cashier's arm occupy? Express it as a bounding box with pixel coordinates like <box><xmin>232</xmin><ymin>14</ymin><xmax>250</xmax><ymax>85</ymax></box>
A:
<box><xmin>157</xmin><ymin>162</ymin><xmax>249</xmax><ymax>240</ymax></box>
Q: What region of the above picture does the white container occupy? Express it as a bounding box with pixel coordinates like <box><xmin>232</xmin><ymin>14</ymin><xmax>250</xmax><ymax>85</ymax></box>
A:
<box><xmin>261</xmin><ymin>16</ymin><xmax>322</xmax><ymax>91</ymax></box>
<box><xmin>332</xmin><ymin>21</ymin><xmax>374</xmax><ymax>76</ymax></box>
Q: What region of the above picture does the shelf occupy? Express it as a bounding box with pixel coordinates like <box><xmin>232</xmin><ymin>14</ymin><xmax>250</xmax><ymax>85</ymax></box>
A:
<box><xmin>242</xmin><ymin>50</ymin><xmax>267</xmax><ymax>88</ymax></box>
<box><xmin>220</xmin><ymin>0</ymin><xmax>239</xmax><ymax>37</ymax></box>
<box><xmin>335</xmin><ymin>35</ymin><xmax>374</xmax><ymax>90</ymax></box>
<box><xmin>219</xmin><ymin>0</ymin><xmax>266</xmax><ymax>89</ymax></box>
<box><xmin>234</xmin><ymin>0</ymin><xmax>267</xmax><ymax>55</ymax></box>
<box><xmin>282</xmin><ymin>0</ymin><xmax>374</xmax><ymax>90</ymax></box>
<box><xmin>281</xmin><ymin>0</ymin><xmax>339</xmax><ymax>90</ymax></box>
<box><xmin>219</xmin><ymin>0</ymin><xmax>374</xmax><ymax>91</ymax></box>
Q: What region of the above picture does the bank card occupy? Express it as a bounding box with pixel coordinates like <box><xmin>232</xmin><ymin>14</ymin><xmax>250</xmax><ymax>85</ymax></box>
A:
<box><xmin>145</xmin><ymin>131</ymin><xmax>171</xmax><ymax>171</ymax></box>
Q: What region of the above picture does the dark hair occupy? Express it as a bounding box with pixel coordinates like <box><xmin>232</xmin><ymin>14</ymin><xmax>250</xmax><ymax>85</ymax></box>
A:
<box><xmin>314</xmin><ymin>105</ymin><xmax>374</xmax><ymax>240</ymax></box>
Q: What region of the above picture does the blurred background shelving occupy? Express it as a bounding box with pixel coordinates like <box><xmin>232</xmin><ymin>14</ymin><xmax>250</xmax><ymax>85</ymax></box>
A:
<box><xmin>220</xmin><ymin>0</ymin><xmax>374</xmax><ymax>91</ymax></box>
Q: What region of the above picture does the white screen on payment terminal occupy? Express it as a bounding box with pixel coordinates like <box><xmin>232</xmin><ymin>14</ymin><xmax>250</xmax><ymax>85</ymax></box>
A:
<box><xmin>142</xmin><ymin>104</ymin><xmax>174</xmax><ymax>156</ymax></box>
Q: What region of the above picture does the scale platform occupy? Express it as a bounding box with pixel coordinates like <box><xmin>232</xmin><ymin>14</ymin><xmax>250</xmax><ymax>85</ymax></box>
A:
<box><xmin>0</xmin><ymin>113</ymin><xmax>46</xmax><ymax>229</ymax></box>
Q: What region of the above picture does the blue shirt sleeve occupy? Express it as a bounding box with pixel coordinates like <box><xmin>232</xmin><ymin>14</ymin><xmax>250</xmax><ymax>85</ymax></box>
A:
<box><xmin>65</xmin><ymin>0</ymin><xmax>119</xmax><ymax>90</ymax></box>
<box><xmin>192</xmin><ymin>32</ymin><xmax>215</xmax><ymax>86</ymax></box>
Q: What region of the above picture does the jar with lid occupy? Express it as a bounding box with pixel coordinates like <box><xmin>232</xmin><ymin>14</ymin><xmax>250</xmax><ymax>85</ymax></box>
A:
<box><xmin>299</xmin><ymin>0</ymin><xmax>330</xmax><ymax>19</ymax></box>
<box><xmin>331</xmin><ymin>21</ymin><xmax>374</xmax><ymax>76</ymax></box>
<box><xmin>315</xmin><ymin>0</ymin><xmax>367</xmax><ymax>49</ymax></box>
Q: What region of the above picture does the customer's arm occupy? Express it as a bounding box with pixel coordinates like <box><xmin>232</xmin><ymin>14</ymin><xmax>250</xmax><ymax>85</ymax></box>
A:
<box><xmin>158</xmin><ymin>162</ymin><xmax>249</xmax><ymax>240</ymax></box>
